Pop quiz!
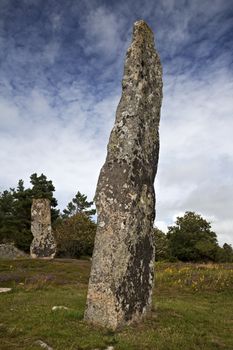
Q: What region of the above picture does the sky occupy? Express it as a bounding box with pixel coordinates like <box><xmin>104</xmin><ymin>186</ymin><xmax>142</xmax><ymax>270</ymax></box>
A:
<box><xmin>0</xmin><ymin>0</ymin><xmax>232</xmax><ymax>246</ymax></box>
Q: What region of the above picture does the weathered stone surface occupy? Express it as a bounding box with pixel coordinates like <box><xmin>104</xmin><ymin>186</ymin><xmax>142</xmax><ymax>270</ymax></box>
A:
<box><xmin>0</xmin><ymin>243</ymin><xmax>27</xmax><ymax>259</ymax></box>
<box><xmin>84</xmin><ymin>20</ymin><xmax>162</xmax><ymax>329</ymax></box>
<box><xmin>30</xmin><ymin>198</ymin><xmax>56</xmax><ymax>259</ymax></box>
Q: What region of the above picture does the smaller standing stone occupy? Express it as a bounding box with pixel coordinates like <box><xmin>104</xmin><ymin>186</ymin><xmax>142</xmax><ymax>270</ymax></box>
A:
<box><xmin>30</xmin><ymin>198</ymin><xmax>56</xmax><ymax>259</ymax></box>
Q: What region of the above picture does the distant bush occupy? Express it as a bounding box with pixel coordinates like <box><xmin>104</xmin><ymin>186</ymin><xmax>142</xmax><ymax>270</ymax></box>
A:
<box><xmin>155</xmin><ymin>212</ymin><xmax>233</xmax><ymax>263</ymax></box>
<box><xmin>54</xmin><ymin>213</ymin><xmax>96</xmax><ymax>258</ymax></box>
<box><xmin>154</xmin><ymin>228</ymin><xmax>170</xmax><ymax>261</ymax></box>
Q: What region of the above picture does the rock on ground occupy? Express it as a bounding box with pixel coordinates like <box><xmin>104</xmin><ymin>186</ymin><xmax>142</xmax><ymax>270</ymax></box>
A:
<box><xmin>0</xmin><ymin>288</ymin><xmax>12</xmax><ymax>293</ymax></box>
<box><xmin>52</xmin><ymin>306</ymin><xmax>68</xmax><ymax>311</ymax></box>
<box><xmin>85</xmin><ymin>20</ymin><xmax>162</xmax><ymax>329</ymax></box>
<box><xmin>34</xmin><ymin>340</ymin><xmax>53</xmax><ymax>350</ymax></box>
<box><xmin>0</xmin><ymin>243</ymin><xmax>27</xmax><ymax>259</ymax></box>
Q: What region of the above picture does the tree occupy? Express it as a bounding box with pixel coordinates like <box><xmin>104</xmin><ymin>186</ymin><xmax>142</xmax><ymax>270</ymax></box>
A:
<box><xmin>55</xmin><ymin>190</ymin><xmax>97</xmax><ymax>258</ymax></box>
<box><xmin>62</xmin><ymin>191</ymin><xmax>96</xmax><ymax>218</ymax></box>
<box><xmin>30</xmin><ymin>173</ymin><xmax>60</xmax><ymax>222</ymax></box>
<box><xmin>167</xmin><ymin>211</ymin><xmax>219</xmax><ymax>262</ymax></box>
<box><xmin>216</xmin><ymin>243</ymin><xmax>233</xmax><ymax>263</ymax></box>
<box><xmin>222</xmin><ymin>243</ymin><xmax>233</xmax><ymax>262</ymax></box>
<box><xmin>12</xmin><ymin>180</ymin><xmax>33</xmax><ymax>251</ymax></box>
<box><xmin>154</xmin><ymin>228</ymin><xmax>169</xmax><ymax>261</ymax></box>
<box><xmin>0</xmin><ymin>182</ymin><xmax>32</xmax><ymax>251</ymax></box>
<box><xmin>54</xmin><ymin>213</ymin><xmax>97</xmax><ymax>258</ymax></box>
<box><xmin>0</xmin><ymin>189</ymin><xmax>15</xmax><ymax>243</ymax></box>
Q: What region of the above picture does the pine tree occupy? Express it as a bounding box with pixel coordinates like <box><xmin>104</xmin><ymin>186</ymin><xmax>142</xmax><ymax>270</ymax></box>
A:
<box><xmin>30</xmin><ymin>173</ymin><xmax>59</xmax><ymax>222</ymax></box>
<box><xmin>0</xmin><ymin>189</ymin><xmax>15</xmax><ymax>243</ymax></box>
<box><xmin>62</xmin><ymin>191</ymin><xmax>96</xmax><ymax>218</ymax></box>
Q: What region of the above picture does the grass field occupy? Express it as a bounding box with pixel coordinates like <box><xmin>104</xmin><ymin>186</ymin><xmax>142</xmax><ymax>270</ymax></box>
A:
<box><xmin>0</xmin><ymin>259</ymin><xmax>232</xmax><ymax>350</ymax></box>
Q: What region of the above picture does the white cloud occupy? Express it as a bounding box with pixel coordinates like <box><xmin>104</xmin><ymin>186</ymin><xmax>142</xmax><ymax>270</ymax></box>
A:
<box><xmin>155</xmin><ymin>63</ymin><xmax>233</xmax><ymax>245</ymax></box>
<box><xmin>155</xmin><ymin>220</ymin><xmax>169</xmax><ymax>233</ymax></box>
<box><xmin>50</xmin><ymin>14</ymin><xmax>62</xmax><ymax>31</ymax></box>
<box><xmin>80</xmin><ymin>6</ymin><xmax>125</xmax><ymax>59</ymax></box>
<box><xmin>43</xmin><ymin>42</ymin><xmax>60</xmax><ymax>64</ymax></box>
<box><xmin>0</xmin><ymin>79</ymin><xmax>118</xmax><ymax>211</ymax></box>
<box><xmin>0</xmin><ymin>98</ymin><xmax>20</xmax><ymax>130</ymax></box>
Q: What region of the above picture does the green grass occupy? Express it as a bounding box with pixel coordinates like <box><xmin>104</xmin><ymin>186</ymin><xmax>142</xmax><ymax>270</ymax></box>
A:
<box><xmin>0</xmin><ymin>259</ymin><xmax>232</xmax><ymax>350</ymax></box>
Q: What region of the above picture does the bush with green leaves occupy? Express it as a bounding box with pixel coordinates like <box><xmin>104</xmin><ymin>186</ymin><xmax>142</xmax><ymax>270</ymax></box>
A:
<box><xmin>166</xmin><ymin>211</ymin><xmax>232</xmax><ymax>262</ymax></box>
<box><xmin>154</xmin><ymin>228</ymin><xmax>170</xmax><ymax>261</ymax></box>
<box><xmin>54</xmin><ymin>213</ymin><xmax>97</xmax><ymax>258</ymax></box>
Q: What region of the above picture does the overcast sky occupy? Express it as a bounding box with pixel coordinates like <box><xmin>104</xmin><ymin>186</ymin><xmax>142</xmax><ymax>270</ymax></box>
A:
<box><xmin>0</xmin><ymin>0</ymin><xmax>232</xmax><ymax>245</ymax></box>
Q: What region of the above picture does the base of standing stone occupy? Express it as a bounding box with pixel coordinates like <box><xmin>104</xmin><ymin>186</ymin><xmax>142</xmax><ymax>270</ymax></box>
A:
<box><xmin>30</xmin><ymin>236</ymin><xmax>56</xmax><ymax>259</ymax></box>
<box><xmin>84</xmin><ymin>228</ymin><xmax>155</xmax><ymax>330</ymax></box>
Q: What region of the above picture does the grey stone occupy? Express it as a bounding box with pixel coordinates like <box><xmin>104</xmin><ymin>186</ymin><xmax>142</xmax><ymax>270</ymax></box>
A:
<box><xmin>52</xmin><ymin>305</ymin><xmax>68</xmax><ymax>311</ymax></box>
<box><xmin>0</xmin><ymin>243</ymin><xmax>27</xmax><ymax>259</ymax></box>
<box><xmin>92</xmin><ymin>347</ymin><xmax>114</xmax><ymax>350</ymax></box>
<box><xmin>34</xmin><ymin>340</ymin><xmax>53</xmax><ymax>350</ymax></box>
<box><xmin>30</xmin><ymin>198</ymin><xmax>56</xmax><ymax>259</ymax></box>
<box><xmin>0</xmin><ymin>288</ymin><xmax>12</xmax><ymax>293</ymax></box>
<box><xmin>85</xmin><ymin>20</ymin><xmax>162</xmax><ymax>329</ymax></box>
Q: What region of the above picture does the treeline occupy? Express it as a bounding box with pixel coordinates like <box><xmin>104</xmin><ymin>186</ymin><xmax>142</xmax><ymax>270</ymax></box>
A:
<box><xmin>1</xmin><ymin>174</ymin><xmax>232</xmax><ymax>262</ymax></box>
<box><xmin>0</xmin><ymin>173</ymin><xmax>96</xmax><ymax>257</ymax></box>
<box><xmin>154</xmin><ymin>212</ymin><xmax>233</xmax><ymax>263</ymax></box>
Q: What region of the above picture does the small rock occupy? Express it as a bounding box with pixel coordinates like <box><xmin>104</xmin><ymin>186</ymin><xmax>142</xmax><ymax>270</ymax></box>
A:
<box><xmin>0</xmin><ymin>288</ymin><xmax>12</xmax><ymax>293</ymax></box>
<box><xmin>0</xmin><ymin>243</ymin><xmax>27</xmax><ymax>259</ymax></box>
<box><xmin>34</xmin><ymin>340</ymin><xmax>53</xmax><ymax>350</ymax></box>
<box><xmin>52</xmin><ymin>305</ymin><xmax>68</xmax><ymax>311</ymax></box>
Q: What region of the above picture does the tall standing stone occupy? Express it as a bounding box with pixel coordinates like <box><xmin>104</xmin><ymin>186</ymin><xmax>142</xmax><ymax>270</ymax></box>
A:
<box><xmin>85</xmin><ymin>20</ymin><xmax>163</xmax><ymax>329</ymax></box>
<box><xmin>30</xmin><ymin>198</ymin><xmax>56</xmax><ymax>259</ymax></box>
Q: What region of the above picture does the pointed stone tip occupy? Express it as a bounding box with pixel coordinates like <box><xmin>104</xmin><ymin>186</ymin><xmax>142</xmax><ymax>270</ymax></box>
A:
<box><xmin>134</xmin><ymin>20</ymin><xmax>152</xmax><ymax>32</ymax></box>
<box><xmin>132</xmin><ymin>20</ymin><xmax>154</xmax><ymax>45</ymax></box>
